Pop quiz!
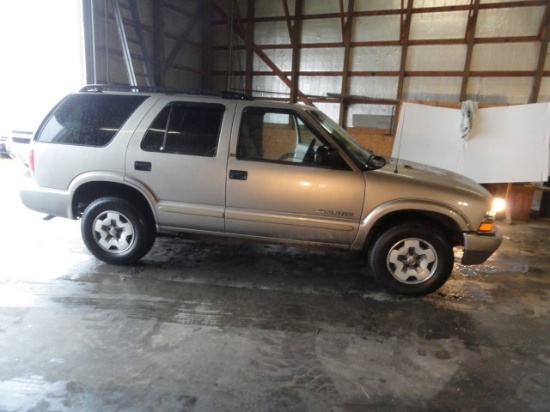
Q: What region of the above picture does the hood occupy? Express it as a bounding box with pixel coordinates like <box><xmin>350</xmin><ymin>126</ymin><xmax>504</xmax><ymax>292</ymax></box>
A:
<box><xmin>363</xmin><ymin>158</ymin><xmax>494</xmax><ymax>225</ymax></box>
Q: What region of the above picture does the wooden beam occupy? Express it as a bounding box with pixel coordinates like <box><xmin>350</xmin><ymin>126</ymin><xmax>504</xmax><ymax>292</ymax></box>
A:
<box><xmin>282</xmin><ymin>0</ymin><xmax>294</xmax><ymax>41</ymax></box>
<box><xmin>216</xmin><ymin>69</ymin><xmax>550</xmax><ymax>78</ymax></box>
<box><xmin>530</xmin><ymin>3</ymin><xmax>550</xmax><ymax>103</ymax></box>
<box><xmin>396</xmin><ymin>0</ymin><xmax>413</xmax><ymax>101</ymax></box>
<box><xmin>290</xmin><ymin>0</ymin><xmax>303</xmax><ymax>103</ymax></box>
<box><xmin>214</xmin><ymin>35</ymin><xmax>541</xmax><ymax>51</ymax></box>
<box><xmin>214</xmin><ymin>1</ymin><xmax>546</xmax><ymax>24</ymax></box>
<box><xmin>338</xmin><ymin>0</ymin><xmax>355</xmax><ymax>126</ymax></box>
<box><xmin>460</xmin><ymin>0</ymin><xmax>480</xmax><ymax>101</ymax></box>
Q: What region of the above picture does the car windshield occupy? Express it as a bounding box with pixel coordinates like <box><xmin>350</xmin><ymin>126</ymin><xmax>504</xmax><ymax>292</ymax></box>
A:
<box><xmin>308</xmin><ymin>110</ymin><xmax>379</xmax><ymax>170</ymax></box>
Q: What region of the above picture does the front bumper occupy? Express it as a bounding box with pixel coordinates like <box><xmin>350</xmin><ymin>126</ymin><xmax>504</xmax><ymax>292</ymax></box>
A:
<box><xmin>461</xmin><ymin>230</ymin><xmax>503</xmax><ymax>265</ymax></box>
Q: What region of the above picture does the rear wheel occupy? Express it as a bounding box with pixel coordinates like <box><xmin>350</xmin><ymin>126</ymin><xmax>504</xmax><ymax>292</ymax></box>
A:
<box><xmin>81</xmin><ymin>197</ymin><xmax>156</xmax><ymax>264</ymax></box>
<box><xmin>368</xmin><ymin>223</ymin><xmax>454</xmax><ymax>296</ymax></box>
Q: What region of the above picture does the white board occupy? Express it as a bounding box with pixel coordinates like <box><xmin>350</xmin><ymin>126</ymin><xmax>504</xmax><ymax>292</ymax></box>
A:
<box><xmin>393</xmin><ymin>102</ymin><xmax>550</xmax><ymax>184</ymax></box>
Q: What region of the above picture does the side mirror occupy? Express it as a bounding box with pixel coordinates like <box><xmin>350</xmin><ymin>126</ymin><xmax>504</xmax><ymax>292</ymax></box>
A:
<box><xmin>314</xmin><ymin>145</ymin><xmax>340</xmax><ymax>166</ymax></box>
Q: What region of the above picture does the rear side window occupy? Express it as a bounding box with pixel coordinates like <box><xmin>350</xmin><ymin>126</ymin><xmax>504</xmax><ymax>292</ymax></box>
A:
<box><xmin>141</xmin><ymin>103</ymin><xmax>225</xmax><ymax>157</ymax></box>
<box><xmin>36</xmin><ymin>94</ymin><xmax>147</xmax><ymax>146</ymax></box>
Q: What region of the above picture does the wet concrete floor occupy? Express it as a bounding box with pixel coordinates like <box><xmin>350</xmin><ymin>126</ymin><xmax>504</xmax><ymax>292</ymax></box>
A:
<box><xmin>1</xmin><ymin>157</ymin><xmax>549</xmax><ymax>411</ymax></box>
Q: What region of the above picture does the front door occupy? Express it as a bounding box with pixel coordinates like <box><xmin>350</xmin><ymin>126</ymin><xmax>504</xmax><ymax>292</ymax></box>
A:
<box><xmin>226</xmin><ymin>105</ymin><xmax>366</xmax><ymax>246</ymax></box>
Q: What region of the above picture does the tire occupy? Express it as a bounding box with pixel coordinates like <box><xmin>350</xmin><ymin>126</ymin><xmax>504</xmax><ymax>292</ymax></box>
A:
<box><xmin>81</xmin><ymin>197</ymin><xmax>156</xmax><ymax>264</ymax></box>
<box><xmin>368</xmin><ymin>223</ymin><xmax>454</xmax><ymax>296</ymax></box>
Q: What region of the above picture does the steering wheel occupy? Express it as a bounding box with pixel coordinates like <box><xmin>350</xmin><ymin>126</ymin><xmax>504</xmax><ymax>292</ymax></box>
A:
<box><xmin>302</xmin><ymin>139</ymin><xmax>316</xmax><ymax>163</ymax></box>
<box><xmin>278</xmin><ymin>152</ymin><xmax>295</xmax><ymax>161</ymax></box>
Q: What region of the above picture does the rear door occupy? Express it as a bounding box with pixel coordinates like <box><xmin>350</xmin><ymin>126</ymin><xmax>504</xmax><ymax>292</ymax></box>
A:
<box><xmin>125</xmin><ymin>97</ymin><xmax>235</xmax><ymax>232</ymax></box>
<box><xmin>225</xmin><ymin>104</ymin><xmax>366</xmax><ymax>246</ymax></box>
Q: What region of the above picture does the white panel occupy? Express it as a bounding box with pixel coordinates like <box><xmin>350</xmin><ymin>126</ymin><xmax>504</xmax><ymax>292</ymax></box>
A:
<box><xmin>393</xmin><ymin>102</ymin><xmax>550</xmax><ymax>183</ymax></box>
<box><xmin>349</xmin><ymin>76</ymin><xmax>399</xmax><ymax>100</ymax></box>
<box><xmin>253</xmin><ymin>49</ymin><xmax>293</xmax><ymax>72</ymax></box>
<box><xmin>466</xmin><ymin>77</ymin><xmax>532</xmax><ymax>104</ymax></box>
<box><xmin>348</xmin><ymin>104</ymin><xmax>395</xmax><ymax>117</ymax></box>
<box><xmin>313</xmin><ymin>103</ymin><xmax>341</xmax><ymax>123</ymax></box>
<box><xmin>299</xmin><ymin>76</ymin><xmax>342</xmax><ymax>96</ymax></box>
<box><xmin>355</xmin><ymin>0</ymin><xmax>401</xmax><ymax>11</ymax></box>
<box><xmin>353</xmin><ymin>16</ymin><xmax>401</xmax><ymax>42</ymax></box>
<box><xmin>253</xmin><ymin>76</ymin><xmax>290</xmax><ymax>97</ymax></box>
<box><xmin>303</xmin><ymin>0</ymin><xmax>340</xmax><ymax>14</ymax></box>
<box><xmin>351</xmin><ymin>47</ymin><xmax>401</xmax><ymax>72</ymax></box>
<box><xmin>255</xmin><ymin>21</ymin><xmax>291</xmax><ymax>45</ymax></box>
<box><xmin>470</xmin><ymin>43</ymin><xmax>540</xmax><ymax>71</ymax></box>
<box><xmin>300</xmin><ymin>48</ymin><xmax>345</xmax><ymax>72</ymax></box>
<box><xmin>301</xmin><ymin>18</ymin><xmax>342</xmax><ymax>43</ymax></box>
<box><xmin>539</xmin><ymin>78</ymin><xmax>550</xmax><ymax>103</ymax></box>
<box><xmin>405</xmin><ymin>77</ymin><xmax>462</xmax><ymax>101</ymax></box>
<box><xmin>475</xmin><ymin>7</ymin><xmax>544</xmax><ymax>38</ymax></box>
<box><xmin>414</xmin><ymin>0</ymin><xmax>471</xmax><ymax>6</ymax></box>
<box><xmin>255</xmin><ymin>0</ymin><xmax>290</xmax><ymax>18</ymax></box>
<box><xmin>410</xmin><ymin>11</ymin><xmax>469</xmax><ymax>40</ymax></box>
<box><xmin>407</xmin><ymin>45</ymin><xmax>467</xmax><ymax>71</ymax></box>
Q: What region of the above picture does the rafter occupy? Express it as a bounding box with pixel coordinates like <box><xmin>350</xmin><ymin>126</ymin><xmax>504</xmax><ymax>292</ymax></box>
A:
<box><xmin>338</xmin><ymin>0</ymin><xmax>355</xmax><ymax>126</ymax></box>
<box><xmin>460</xmin><ymin>0</ymin><xmax>480</xmax><ymax>101</ymax></box>
<box><xmin>290</xmin><ymin>0</ymin><xmax>303</xmax><ymax>103</ymax></box>
<box><xmin>396</xmin><ymin>0</ymin><xmax>413</xmax><ymax>101</ymax></box>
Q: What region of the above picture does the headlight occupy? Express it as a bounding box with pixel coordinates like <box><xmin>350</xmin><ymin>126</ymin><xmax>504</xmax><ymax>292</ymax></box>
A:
<box><xmin>489</xmin><ymin>197</ymin><xmax>506</xmax><ymax>216</ymax></box>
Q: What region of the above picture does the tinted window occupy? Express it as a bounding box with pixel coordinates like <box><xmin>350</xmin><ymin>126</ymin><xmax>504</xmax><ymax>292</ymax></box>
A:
<box><xmin>141</xmin><ymin>103</ymin><xmax>224</xmax><ymax>157</ymax></box>
<box><xmin>36</xmin><ymin>94</ymin><xmax>147</xmax><ymax>146</ymax></box>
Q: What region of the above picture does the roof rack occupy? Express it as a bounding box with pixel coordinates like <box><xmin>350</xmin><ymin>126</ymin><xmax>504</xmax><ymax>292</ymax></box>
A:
<box><xmin>79</xmin><ymin>84</ymin><xmax>253</xmax><ymax>100</ymax></box>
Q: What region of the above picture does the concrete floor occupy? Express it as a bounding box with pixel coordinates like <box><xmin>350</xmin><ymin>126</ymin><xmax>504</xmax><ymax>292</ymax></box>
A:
<box><xmin>1</xmin><ymin>157</ymin><xmax>549</xmax><ymax>412</ymax></box>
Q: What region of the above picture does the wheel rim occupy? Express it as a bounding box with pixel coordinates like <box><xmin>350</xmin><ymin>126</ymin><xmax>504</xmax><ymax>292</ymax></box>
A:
<box><xmin>386</xmin><ymin>238</ymin><xmax>438</xmax><ymax>284</ymax></box>
<box><xmin>92</xmin><ymin>210</ymin><xmax>135</xmax><ymax>253</ymax></box>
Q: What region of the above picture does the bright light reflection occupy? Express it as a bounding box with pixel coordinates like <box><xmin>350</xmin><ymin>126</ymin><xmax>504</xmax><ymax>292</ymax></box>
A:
<box><xmin>0</xmin><ymin>1</ymin><xmax>85</xmax><ymax>134</ymax></box>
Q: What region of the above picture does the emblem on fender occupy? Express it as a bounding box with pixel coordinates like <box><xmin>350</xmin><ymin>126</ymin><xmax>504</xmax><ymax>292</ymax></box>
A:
<box><xmin>317</xmin><ymin>209</ymin><xmax>354</xmax><ymax>217</ymax></box>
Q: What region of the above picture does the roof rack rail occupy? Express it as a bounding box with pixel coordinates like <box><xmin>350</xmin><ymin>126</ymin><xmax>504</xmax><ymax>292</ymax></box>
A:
<box><xmin>79</xmin><ymin>84</ymin><xmax>253</xmax><ymax>100</ymax></box>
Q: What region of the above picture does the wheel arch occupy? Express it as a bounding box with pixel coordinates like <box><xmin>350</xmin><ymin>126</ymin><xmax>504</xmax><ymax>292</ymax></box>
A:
<box><xmin>353</xmin><ymin>201</ymin><xmax>467</xmax><ymax>252</ymax></box>
<box><xmin>72</xmin><ymin>181</ymin><xmax>156</xmax><ymax>226</ymax></box>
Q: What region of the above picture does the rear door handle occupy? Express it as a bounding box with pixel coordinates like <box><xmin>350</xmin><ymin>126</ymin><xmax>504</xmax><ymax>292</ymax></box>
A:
<box><xmin>229</xmin><ymin>170</ymin><xmax>248</xmax><ymax>180</ymax></box>
<box><xmin>135</xmin><ymin>161</ymin><xmax>152</xmax><ymax>171</ymax></box>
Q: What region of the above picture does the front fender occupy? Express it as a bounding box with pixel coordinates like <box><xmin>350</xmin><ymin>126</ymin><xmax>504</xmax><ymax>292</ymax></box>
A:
<box><xmin>350</xmin><ymin>199</ymin><xmax>471</xmax><ymax>251</ymax></box>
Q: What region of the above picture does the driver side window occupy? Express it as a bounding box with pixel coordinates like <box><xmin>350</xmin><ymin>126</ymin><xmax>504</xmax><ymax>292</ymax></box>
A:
<box><xmin>237</xmin><ymin>108</ymin><xmax>325</xmax><ymax>165</ymax></box>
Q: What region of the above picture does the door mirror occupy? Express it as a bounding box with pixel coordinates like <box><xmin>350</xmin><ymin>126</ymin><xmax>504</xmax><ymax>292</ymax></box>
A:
<box><xmin>314</xmin><ymin>145</ymin><xmax>340</xmax><ymax>166</ymax></box>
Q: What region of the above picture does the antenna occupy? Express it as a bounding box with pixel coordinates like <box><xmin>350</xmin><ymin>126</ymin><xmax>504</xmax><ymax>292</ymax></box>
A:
<box><xmin>394</xmin><ymin>102</ymin><xmax>407</xmax><ymax>174</ymax></box>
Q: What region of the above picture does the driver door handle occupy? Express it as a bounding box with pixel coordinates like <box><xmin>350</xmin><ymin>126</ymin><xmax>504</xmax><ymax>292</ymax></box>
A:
<box><xmin>229</xmin><ymin>170</ymin><xmax>248</xmax><ymax>180</ymax></box>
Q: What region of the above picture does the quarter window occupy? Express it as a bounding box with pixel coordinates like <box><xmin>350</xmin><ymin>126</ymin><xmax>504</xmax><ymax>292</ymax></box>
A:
<box><xmin>36</xmin><ymin>94</ymin><xmax>147</xmax><ymax>146</ymax></box>
<box><xmin>141</xmin><ymin>103</ymin><xmax>224</xmax><ymax>157</ymax></box>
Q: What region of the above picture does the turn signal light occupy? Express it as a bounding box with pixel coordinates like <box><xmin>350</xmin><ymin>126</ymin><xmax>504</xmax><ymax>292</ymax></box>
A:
<box><xmin>477</xmin><ymin>222</ymin><xmax>494</xmax><ymax>232</ymax></box>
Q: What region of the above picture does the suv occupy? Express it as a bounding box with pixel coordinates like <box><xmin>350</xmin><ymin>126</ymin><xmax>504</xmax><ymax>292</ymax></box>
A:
<box><xmin>20</xmin><ymin>85</ymin><xmax>503</xmax><ymax>296</ymax></box>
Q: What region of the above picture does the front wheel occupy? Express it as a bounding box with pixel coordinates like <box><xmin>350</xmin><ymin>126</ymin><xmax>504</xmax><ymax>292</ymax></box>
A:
<box><xmin>81</xmin><ymin>197</ymin><xmax>156</xmax><ymax>264</ymax></box>
<box><xmin>368</xmin><ymin>224</ymin><xmax>454</xmax><ymax>296</ymax></box>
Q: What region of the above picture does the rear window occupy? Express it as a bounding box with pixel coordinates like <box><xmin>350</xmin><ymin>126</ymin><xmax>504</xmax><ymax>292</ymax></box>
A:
<box><xmin>35</xmin><ymin>94</ymin><xmax>147</xmax><ymax>146</ymax></box>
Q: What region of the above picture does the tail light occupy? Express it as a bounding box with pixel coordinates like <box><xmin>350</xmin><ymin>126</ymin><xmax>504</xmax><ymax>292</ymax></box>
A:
<box><xmin>29</xmin><ymin>148</ymin><xmax>35</xmax><ymax>173</ymax></box>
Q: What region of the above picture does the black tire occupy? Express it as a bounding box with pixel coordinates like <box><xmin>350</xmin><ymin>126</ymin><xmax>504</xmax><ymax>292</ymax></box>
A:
<box><xmin>81</xmin><ymin>197</ymin><xmax>156</xmax><ymax>264</ymax></box>
<box><xmin>368</xmin><ymin>223</ymin><xmax>454</xmax><ymax>296</ymax></box>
